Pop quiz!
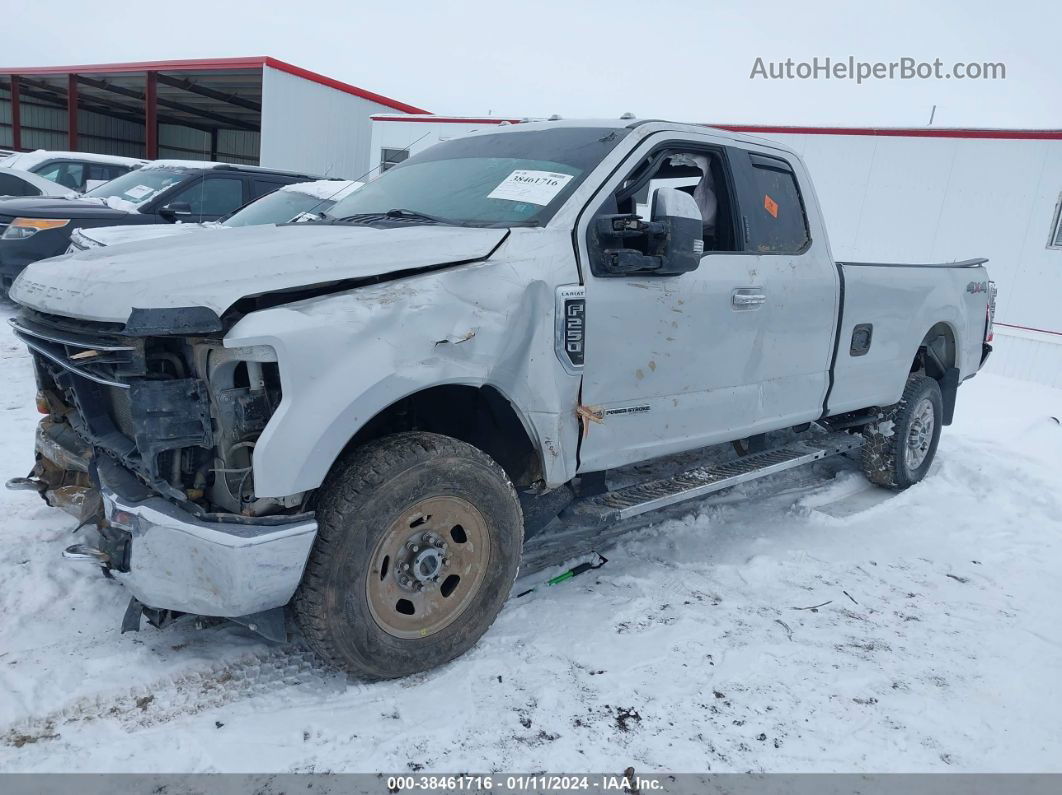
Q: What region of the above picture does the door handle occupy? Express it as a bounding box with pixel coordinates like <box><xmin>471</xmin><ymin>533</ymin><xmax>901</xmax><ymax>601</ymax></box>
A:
<box><xmin>732</xmin><ymin>289</ymin><xmax>767</xmax><ymax>308</ymax></box>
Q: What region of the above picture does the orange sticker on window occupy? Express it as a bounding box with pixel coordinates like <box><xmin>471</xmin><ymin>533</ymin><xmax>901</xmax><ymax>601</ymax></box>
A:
<box><xmin>764</xmin><ymin>194</ymin><xmax>779</xmax><ymax>218</ymax></box>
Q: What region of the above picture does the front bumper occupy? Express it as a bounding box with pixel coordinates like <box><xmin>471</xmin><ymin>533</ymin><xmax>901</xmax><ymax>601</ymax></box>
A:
<box><xmin>36</xmin><ymin>430</ymin><xmax>318</xmax><ymax>618</ymax></box>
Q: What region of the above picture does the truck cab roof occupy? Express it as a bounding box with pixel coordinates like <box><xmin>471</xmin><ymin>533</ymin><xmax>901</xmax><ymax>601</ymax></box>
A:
<box><xmin>462</xmin><ymin>117</ymin><xmax>801</xmax><ymax>158</ymax></box>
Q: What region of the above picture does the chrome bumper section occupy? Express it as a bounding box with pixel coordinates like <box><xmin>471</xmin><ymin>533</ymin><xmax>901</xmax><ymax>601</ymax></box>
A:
<box><xmin>30</xmin><ymin>422</ymin><xmax>317</xmax><ymax>618</ymax></box>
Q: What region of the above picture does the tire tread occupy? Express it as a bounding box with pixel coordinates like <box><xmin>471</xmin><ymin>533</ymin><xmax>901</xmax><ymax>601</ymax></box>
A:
<box><xmin>292</xmin><ymin>432</ymin><xmax>522</xmax><ymax>678</ymax></box>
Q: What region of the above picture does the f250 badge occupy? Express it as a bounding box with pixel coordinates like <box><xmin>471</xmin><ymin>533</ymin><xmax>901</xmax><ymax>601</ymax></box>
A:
<box><xmin>966</xmin><ymin>281</ymin><xmax>988</xmax><ymax>294</ymax></box>
<box><xmin>555</xmin><ymin>285</ymin><xmax>586</xmax><ymax>373</ymax></box>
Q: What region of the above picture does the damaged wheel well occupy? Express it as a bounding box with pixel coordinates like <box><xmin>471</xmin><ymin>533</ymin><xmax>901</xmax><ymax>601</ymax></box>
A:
<box><xmin>339</xmin><ymin>385</ymin><xmax>542</xmax><ymax>488</ymax></box>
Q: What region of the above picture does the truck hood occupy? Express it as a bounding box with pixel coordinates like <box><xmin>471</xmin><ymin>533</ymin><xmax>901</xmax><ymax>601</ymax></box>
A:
<box><xmin>75</xmin><ymin>221</ymin><xmax>212</xmax><ymax>248</ymax></box>
<box><xmin>11</xmin><ymin>223</ymin><xmax>509</xmax><ymax>325</ymax></box>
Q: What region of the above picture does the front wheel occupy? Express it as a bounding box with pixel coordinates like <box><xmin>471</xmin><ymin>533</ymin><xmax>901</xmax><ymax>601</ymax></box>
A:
<box><xmin>293</xmin><ymin>432</ymin><xmax>523</xmax><ymax>679</ymax></box>
<box><xmin>861</xmin><ymin>374</ymin><xmax>943</xmax><ymax>490</ymax></box>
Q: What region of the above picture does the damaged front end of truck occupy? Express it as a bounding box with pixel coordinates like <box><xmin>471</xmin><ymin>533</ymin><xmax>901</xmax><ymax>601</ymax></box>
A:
<box><xmin>7</xmin><ymin>306</ymin><xmax>317</xmax><ymax>641</ymax></box>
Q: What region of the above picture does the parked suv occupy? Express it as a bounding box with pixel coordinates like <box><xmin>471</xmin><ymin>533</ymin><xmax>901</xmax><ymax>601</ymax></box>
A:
<box><xmin>0</xmin><ymin>150</ymin><xmax>146</xmax><ymax>192</ymax></box>
<box><xmin>0</xmin><ymin>161</ymin><xmax>323</xmax><ymax>294</ymax></box>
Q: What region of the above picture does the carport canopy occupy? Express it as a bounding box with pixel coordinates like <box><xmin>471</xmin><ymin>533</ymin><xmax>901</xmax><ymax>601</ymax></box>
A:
<box><xmin>0</xmin><ymin>57</ymin><xmax>426</xmax><ymax>164</ymax></box>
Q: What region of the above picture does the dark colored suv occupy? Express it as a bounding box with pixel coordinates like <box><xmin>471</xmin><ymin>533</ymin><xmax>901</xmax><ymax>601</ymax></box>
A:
<box><xmin>0</xmin><ymin>162</ymin><xmax>322</xmax><ymax>294</ymax></box>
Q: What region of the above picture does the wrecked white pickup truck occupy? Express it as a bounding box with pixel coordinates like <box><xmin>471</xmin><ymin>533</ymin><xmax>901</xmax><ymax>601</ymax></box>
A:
<box><xmin>7</xmin><ymin>119</ymin><xmax>995</xmax><ymax>678</ymax></box>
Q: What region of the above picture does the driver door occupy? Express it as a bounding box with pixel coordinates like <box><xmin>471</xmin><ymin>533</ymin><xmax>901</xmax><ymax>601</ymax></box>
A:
<box><xmin>577</xmin><ymin>137</ymin><xmax>772</xmax><ymax>472</ymax></box>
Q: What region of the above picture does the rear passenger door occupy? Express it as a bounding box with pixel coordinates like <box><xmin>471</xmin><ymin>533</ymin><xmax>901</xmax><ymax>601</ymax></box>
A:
<box><xmin>727</xmin><ymin>148</ymin><xmax>839</xmax><ymax>427</ymax></box>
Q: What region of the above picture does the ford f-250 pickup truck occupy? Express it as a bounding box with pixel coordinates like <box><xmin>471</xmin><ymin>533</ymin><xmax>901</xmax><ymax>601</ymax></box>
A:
<box><xmin>6</xmin><ymin>119</ymin><xmax>995</xmax><ymax>679</ymax></box>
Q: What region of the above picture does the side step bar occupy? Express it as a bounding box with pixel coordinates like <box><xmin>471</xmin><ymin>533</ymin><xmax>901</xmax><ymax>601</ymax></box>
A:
<box><xmin>561</xmin><ymin>432</ymin><xmax>864</xmax><ymax>526</ymax></box>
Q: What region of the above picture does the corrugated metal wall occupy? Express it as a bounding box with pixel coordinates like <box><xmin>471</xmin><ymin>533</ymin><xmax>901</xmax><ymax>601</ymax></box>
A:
<box><xmin>0</xmin><ymin>88</ymin><xmax>144</xmax><ymax>155</ymax></box>
<box><xmin>1</xmin><ymin>87</ymin><xmax>259</xmax><ymax>164</ymax></box>
<box><xmin>156</xmin><ymin>125</ymin><xmax>259</xmax><ymax>164</ymax></box>
<box><xmin>259</xmin><ymin>67</ymin><xmax>402</xmax><ymax>178</ymax></box>
<box><xmin>217</xmin><ymin>130</ymin><xmax>259</xmax><ymax>164</ymax></box>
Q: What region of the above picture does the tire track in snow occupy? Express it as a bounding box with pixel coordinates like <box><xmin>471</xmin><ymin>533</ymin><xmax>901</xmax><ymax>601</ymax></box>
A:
<box><xmin>1</xmin><ymin>645</ymin><xmax>350</xmax><ymax>747</ymax></box>
<box><xmin>2</xmin><ymin>455</ymin><xmax>856</xmax><ymax>748</ymax></box>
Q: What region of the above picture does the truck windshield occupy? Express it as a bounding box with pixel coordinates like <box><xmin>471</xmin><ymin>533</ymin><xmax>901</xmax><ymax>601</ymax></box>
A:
<box><xmin>325</xmin><ymin>126</ymin><xmax>630</xmax><ymax>227</ymax></box>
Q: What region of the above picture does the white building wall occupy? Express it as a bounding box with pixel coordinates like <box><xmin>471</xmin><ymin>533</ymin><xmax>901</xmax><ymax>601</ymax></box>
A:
<box><xmin>368</xmin><ymin>119</ymin><xmax>505</xmax><ymax>176</ymax></box>
<box><xmin>260</xmin><ymin>67</ymin><xmax>404</xmax><ymax>180</ymax></box>
<box><xmin>985</xmin><ymin>326</ymin><xmax>1062</xmax><ymax>389</ymax></box>
<box><xmin>737</xmin><ymin>131</ymin><xmax>1062</xmax><ymax>387</ymax></box>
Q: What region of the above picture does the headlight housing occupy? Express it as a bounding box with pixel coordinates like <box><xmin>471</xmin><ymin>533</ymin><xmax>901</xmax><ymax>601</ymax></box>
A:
<box><xmin>2</xmin><ymin>218</ymin><xmax>70</xmax><ymax>240</ymax></box>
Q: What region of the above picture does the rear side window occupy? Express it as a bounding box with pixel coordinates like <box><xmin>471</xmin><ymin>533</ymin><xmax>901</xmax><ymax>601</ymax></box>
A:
<box><xmin>252</xmin><ymin>179</ymin><xmax>286</xmax><ymax>199</ymax></box>
<box><xmin>33</xmin><ymin>161</ymin><xmax>86</xmax><ymax>191</ymax></box>
<box><xmin>744</xmin><ymin>154</ymin><xmax>809</xmax><ymax>254</ymax></box>
<box><xmin>86</xmin><ymin>164</ymin><xmax>121</xmax><ymax>191</ymax></box>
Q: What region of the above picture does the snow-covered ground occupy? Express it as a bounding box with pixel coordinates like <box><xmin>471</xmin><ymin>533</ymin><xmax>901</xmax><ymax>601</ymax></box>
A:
<box><xmin>0</xmin><ymin>299</ymin><xmax>1059</xmax><ymax>773</ymax></box>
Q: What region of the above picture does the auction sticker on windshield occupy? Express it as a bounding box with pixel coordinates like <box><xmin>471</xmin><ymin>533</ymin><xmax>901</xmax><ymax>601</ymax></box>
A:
<box><xmin>123</xmin><ymin>185</ymin><xmax>154</xmax><ymax>200</ymax></box>
<box><xmin>488</xmin><ymin>170</ymin><xmax>574</xmax><ymax>205</ymax></box>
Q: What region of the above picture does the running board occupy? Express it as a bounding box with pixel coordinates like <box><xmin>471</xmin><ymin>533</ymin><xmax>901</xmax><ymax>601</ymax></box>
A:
<box><xmin>561</xmin><ymin>432</ymin><xmax>863</xmax><ymax>526</ymax></box>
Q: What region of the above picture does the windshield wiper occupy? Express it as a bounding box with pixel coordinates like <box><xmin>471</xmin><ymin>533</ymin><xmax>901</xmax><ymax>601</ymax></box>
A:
<box><xmin>335</xmin><ymin>208</ymin><xmax>463</xmax><ymax>226</ymax></box>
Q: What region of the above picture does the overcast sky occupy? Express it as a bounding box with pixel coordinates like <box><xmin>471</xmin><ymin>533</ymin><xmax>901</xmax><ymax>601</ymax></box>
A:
<box><xmin>3</xmin><ymin>0</ymin><xmax>1059</xmax><ymax>128</ymax></box>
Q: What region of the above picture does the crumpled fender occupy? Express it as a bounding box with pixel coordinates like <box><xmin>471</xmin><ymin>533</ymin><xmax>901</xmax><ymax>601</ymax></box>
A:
<box><xmin>224</xmin><ymin>228</ymin><xmax>583</xmax><ymax>496</ymax></box>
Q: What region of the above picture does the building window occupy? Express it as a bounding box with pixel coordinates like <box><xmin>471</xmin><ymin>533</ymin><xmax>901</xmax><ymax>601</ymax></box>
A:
<box><xmin>380</xmin><ymin>148</ymin><xmax>409</xmax><ymax>172</ymax></box>
<box><xmin>1049</xmin><ymin>193</ymin><xmax>1062</xmax><ymax>250</ymax></box>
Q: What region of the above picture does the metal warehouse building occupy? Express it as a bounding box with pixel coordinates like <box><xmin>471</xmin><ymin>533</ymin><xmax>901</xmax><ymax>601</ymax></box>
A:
<box><xmin>0</xmin><ymin>57</ymin><xmax>428</xmax><ymax>179</ymax></box>
<box><xmin>372</xmin><ymin>115</ymin><xmax>1062</xmax><ymax>388</ymax></box>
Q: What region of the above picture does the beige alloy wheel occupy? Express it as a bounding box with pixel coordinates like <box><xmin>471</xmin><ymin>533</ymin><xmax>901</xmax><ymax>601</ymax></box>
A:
<box><xmin>366</xmin><ymin>495</ymin><xmax>491</xmax><ymax>639</ymax></box>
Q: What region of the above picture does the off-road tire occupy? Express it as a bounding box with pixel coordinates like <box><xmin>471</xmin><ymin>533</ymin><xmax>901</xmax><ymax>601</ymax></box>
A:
<box><xmin>293</xmin><ymin>432</ymin><xmax>523</xmax><ymax>679</ymax></box>
<box><xmin>861</xmin><ymin>374</ymin><xmax>943</xmax><ymax>490</ymax></box>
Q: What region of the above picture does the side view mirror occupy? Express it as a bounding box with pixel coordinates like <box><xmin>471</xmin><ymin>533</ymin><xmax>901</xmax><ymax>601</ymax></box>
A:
<box><xmin>592</xmin><ymin>187</ymin><xmax>703</xmax><ymax>276</ymax></box>
<box><xmin>159</xmin><ymin>201</ymin><xmax>193</xmax><ymax>221</ymax></box>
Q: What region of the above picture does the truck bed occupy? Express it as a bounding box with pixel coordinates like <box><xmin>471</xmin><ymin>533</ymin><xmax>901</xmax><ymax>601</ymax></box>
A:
<box><xmin>826</xmin><ymin>258</ymin><xmax>991</xmax><ymax>416</ymax></box>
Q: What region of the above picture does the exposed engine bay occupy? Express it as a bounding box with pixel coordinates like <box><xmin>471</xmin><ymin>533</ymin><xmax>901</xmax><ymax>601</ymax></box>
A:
<box><xmin>11</xmin><ymin>308</ymin><xmax>306</xmax><ymax>520</ymax></box>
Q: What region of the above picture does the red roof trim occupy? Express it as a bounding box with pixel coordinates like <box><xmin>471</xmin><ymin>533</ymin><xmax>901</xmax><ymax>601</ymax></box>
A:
<box><xmin>371</xmin><ymin>115</ymin><xmax>517</xmax><ymax>124</ymax></box>
<box><xmin>368</xmin><ymin>117</ymin><xmax>1062</xmax><ymax>140</ymax></box>
<box><xmin>0</xmin><ymin>57</ymin><xmax>269</xmax><ymax>75</ymax></box>
<box><xmin>996</xmin><ymin>321</ymin><xmax>1062</xmax><ymax>337</ymax></box>
<box><xmin>714</xmin><ymin>124</ymin><xmax>1062</xmax><ymax>141</ymax></box>
<box><xmin>0</xmin><ymin>56</ymin><xmax>429</xmax><ymax>115</ymax></box>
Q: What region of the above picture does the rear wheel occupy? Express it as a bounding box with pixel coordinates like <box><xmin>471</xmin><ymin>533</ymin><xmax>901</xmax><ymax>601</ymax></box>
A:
<box><xmin>293</xmin><ymin>432</ymin><xmax>523</xmax><ymax>679</ymax></box>
<box><xmin>861</xmin><ymin>374</ymin><xmax>943</xmax><ymax>490</ymax></box>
